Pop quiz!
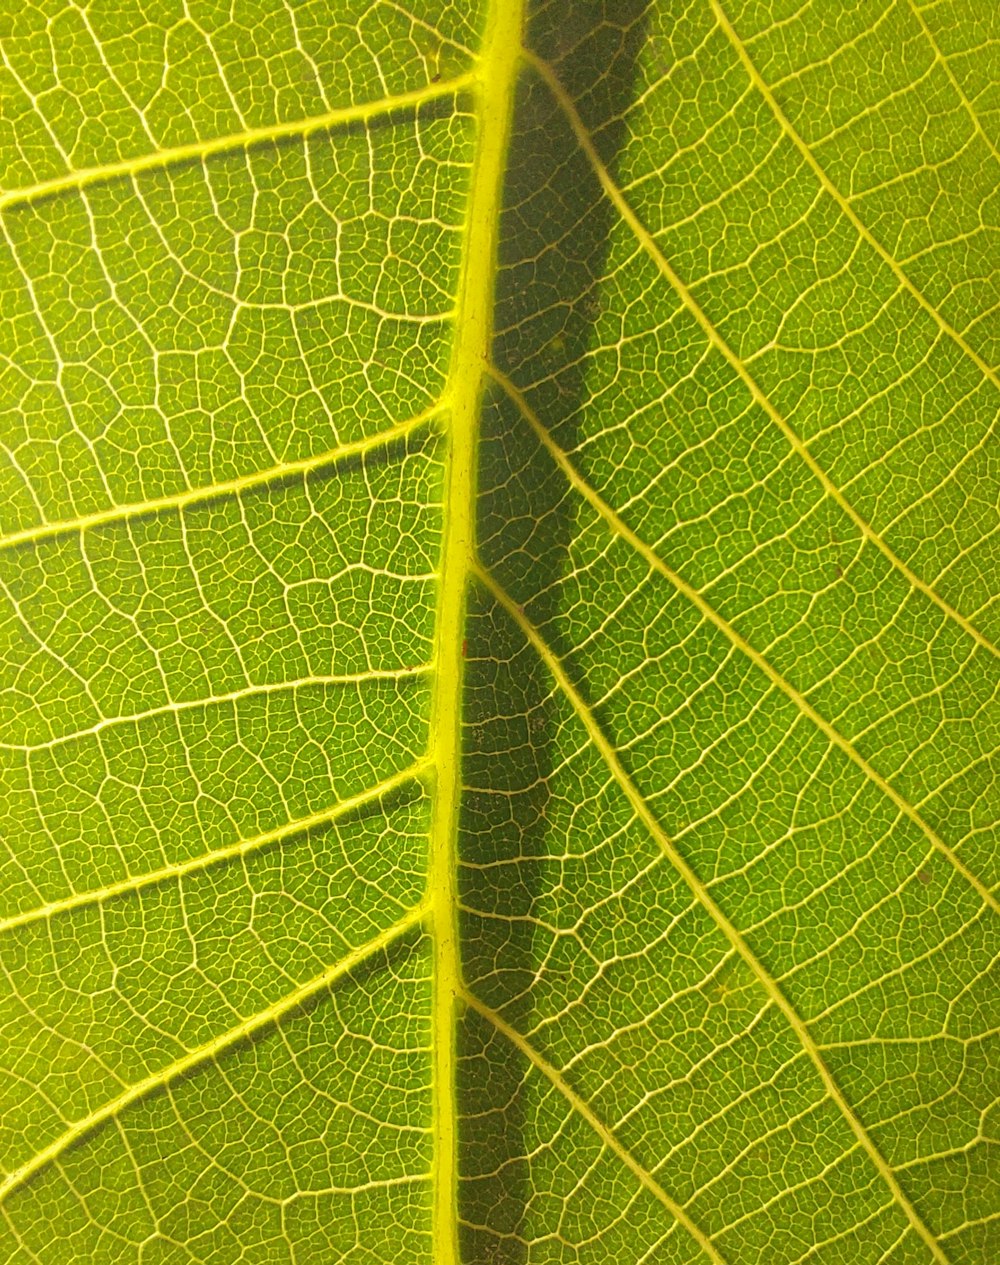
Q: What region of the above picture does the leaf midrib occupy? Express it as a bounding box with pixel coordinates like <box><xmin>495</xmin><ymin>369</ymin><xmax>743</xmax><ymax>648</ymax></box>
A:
<box><xmin>0</xmin><ymin>7</ymin><xmax>985</xmax><ymax>1260</ymax></box>
<box><xmin>426</xmin><ymin>4</ymin><xmax>523</xmax><ymax>1262</ymax></box>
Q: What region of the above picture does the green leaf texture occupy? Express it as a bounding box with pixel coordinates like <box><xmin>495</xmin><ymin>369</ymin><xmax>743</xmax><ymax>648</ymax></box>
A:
<box><xmin>0</xmin><ymin>1</ymin><xmax>997</xmax><ymax>1261</ymax></box>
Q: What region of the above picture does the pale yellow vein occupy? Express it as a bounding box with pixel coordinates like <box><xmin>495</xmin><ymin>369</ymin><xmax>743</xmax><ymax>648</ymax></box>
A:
<box><xmin>906</xmin><ymin>0</ymin><xmax>1000</xmax><ymax>165</ymax></box>
<box><xmin>0</xmin><ymin>403</ymin><xmax>443</xmax><ymax>552</ymax></box>
<box><xmin>0</xmin><ymin>74</ymin><xmax>476</xmax><ymax>214</ymax></box>
<box><xmin>0</xmin><ymin>902</ymin><xmax>428</xmax><ymax>1205</ymax></box>
<box><xmin>461</xmin><ymin>988</ymin><xmax>728</xmax><ymax>1265</ymax></box>
<box><xmin>709</xmin><ymin>0</ymin><xmax>1000</xmax><ymax>393</ymax></box>
<box><xmin>487</xmin><ymin>362</ymin><xmax>998</xmax><ymax>919</ymax></box>
<box><xmin>940</xmin><ymin>1211</ymin><xmax>1000</xmax><ymax>1241</ymax></box>
<box><xmin>473</xmin><ymin>561</ymin><xmax>951</xmax><ymax>1265</ymax></box>
<box><xmin>0</xmin><ymin>669</ymin><xmax>433</xmax><ymax>755</ymax></box>
<box><xmin>521</xmin><ymin>48</ymin><xmax>1000</xmax><ymax>662</ymax></box>
<box><xmin>0</xmin><ymin>761</ymin><xmax>429</xmax><ymax>936</ymax></box>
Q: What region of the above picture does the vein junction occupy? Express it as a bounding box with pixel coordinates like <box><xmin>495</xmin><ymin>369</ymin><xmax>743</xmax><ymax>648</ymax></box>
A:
<box><xmin>0</xmin><ymin>4</ymin><xmax>993</xmax><ymax>1261</ymax></box>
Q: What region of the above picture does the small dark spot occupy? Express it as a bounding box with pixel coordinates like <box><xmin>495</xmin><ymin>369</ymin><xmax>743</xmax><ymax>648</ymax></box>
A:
<box><xmin>917</xmin><ymin>869</ymin><xmax>932</xmax><ymax>885</ymax></box>
<box><xmin>431</xmin><ymin>73</ymin><xmax>441</xmax><ymax>83</ymax></box>
<box><xmin>581</xmin><ymin>290</ymin><xmax>603</xmax><ymax>319</ymax></box>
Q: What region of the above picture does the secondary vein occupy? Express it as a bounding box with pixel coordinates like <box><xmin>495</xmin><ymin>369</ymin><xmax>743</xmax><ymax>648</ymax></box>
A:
<box><xmin>0</xmin><ymin>903</ymin><xmax>428</xmax><ymax>1205</ymax></box>
<box><xmin>473</xmin><ymin>561</ymin><xmax>951</xmax><ymax>1265</ymax></box>
<box><xmin>709</xmin><ymin>0</ymin><xmax>1000</xmax><ymax>393</ymax></box>
<box><xmin>486</xmin><ymin>363</ymin><xmax>998</xmax><ymax>917</ymax></box>
<box><xmin>0</xmin><ymin>404</ymin><xmax>442</xmax><ymax>552</ymax></box>
<box><xmin>462</xmin><ymin>988</ymin><xmax>728</xmax><ymax>1265</ymax></box>
<box><xmin>0</xmin><ymin>74</ymin><xmax>477</xmax><ymax>214</ymax></box>
<box><xmin>521</xmin><ymin>47</ymin><xmax>1000</xmax><ymax>662</ymax></box>
<box><xmin>0</xmin><ymin>669</ymin><xmax>433</xmax><ymax>755</ymax></box>
<box><xmin>0</xmin><ymin>761</ymin><xmax>429</xmax><ymax>936</ymax></box>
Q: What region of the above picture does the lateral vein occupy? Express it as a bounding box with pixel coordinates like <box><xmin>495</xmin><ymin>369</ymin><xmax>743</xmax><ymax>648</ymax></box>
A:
<box><xmin>1</xmin><ymin>670</ymin><xmax>433</xmax><ymax>755</ymax></box>
<box><xmin>0</xmin><ymin>75</ymin><xmax>477</xmax><ymax>214</ymax></box>
<box><xmin>0</xmin><ymin>761</ymin><xmax>429</xmax><ymax>936</ymax></box>
<box><xmin>487</xmin><ymin>364</ymin><xmax>998</xmax><ymax>917</ymax></box>
<box><xmin>0</xmin><ymin>902</ymin><xmax>428</xmax><ymax>1204</ymax></box>
<box><xmin>521</xmin><ymin>48</ymin><xmax>999</xmax><ymax>662</ymax></box>
<box><xmin>0</xmin><ymin>404</ymin><xmax>442</xmax><ymax>552</ymax></box>
<box><xmin>473</xmin><ymin>561</ymin><xmax>951</xmax><ymax>1265</ymax></box>
<box><xmin>462</xmin><ymin>988</ymin><xmax>727</xmax><ymax>1265</ymax></box>
<box><xmin>905</xmin><ymin>0</ymin><xmax>1000</xmax><ymax>164</ymax></box>
<box><xmin>708</xmin><ymin>0</ymin><xmax>1000</xmax><ymax>393</ymax></box>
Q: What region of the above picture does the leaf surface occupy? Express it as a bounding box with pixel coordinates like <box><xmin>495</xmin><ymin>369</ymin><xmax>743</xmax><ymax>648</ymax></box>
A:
<box><xmin>0</xmin><ymin>1</ymin><xmax>997</xmax><ymax>1262</ymax></box>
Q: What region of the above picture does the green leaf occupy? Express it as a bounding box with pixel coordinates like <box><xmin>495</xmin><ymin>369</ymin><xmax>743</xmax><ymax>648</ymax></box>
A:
<box><xmin>0</xmin><ymin>1</ymin><xmax>996</xmax><ymax>1262</ymax></box>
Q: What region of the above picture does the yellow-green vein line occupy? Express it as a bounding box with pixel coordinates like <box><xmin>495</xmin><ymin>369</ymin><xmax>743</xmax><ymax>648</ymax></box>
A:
<box><xmin>0</xmin><ymin>670</ymin><xmax>433</xmax><ymax>754</ymax></box>
<box><xmin>0</xmin><ymin>901</ymin><xmax>428</xmax><ymax>1204</ymax></box>
<box><xmin>0</xmin><ymin>404</ymin><xmax>442</xmax><ymax>552</ymax></box>
<box><xmin>473</xmin><ymin>561</ymin><xmax>951</xmax><ymax>1265</ymax></box>
<box><xmin>427</xmin><ymin>5</ymin><xmax>523</xmax><ymax>1263</ymax></box>
<box><xmin>0</xmin><ymin>74</ymin><xmax>477</xmax><ymax>214</ymax></box>
<box><xmin>940</xmin><ymin>1211</ymin><xmax>1000</xmax><ymax>1242</ymax></box>
<box><xmin>709</xmin><ymin>0</ymin><xmax>1000</xmax><ymax>392</ymax></box>
<box><xmin>0</xmin><ymin>762</ymin><xmax>429</xmax><ymax>936</ymax></box>
<box><xmin>906</xmin><ymin>0</ymin><xmax>1000</xmax><ymax>165</ymax></box>
<box><xmin>522</xmin><ymin>48</ymin><xmax>1000</xmax><ymax>662</ymax></box>
<box><xmin>462</xmin><ymin>988</ymin><xmax>727</xmax><ymax>1265</ymax></box>
<box><xmin>487</xmin><ymin>363</ymin><xmax>998</xmax><ymax>918</ymax></box>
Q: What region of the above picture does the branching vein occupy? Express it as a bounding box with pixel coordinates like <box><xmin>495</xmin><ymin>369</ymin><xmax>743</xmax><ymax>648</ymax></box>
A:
<box><xmin>461</xmin><ymin>988</ymin><xmax>727</xmax><ymax>1265</ymax></box>
<box><xmin>486</xmin><ymin>363</ymin><xmax>998</xmax><ymax>916</ymax></box>
<box><xmin>0</xmin><ymin>75</ymin><xmax>477</xmax><ymax>214</ymax></box>
<box><xmin>0</xmin><ymin>902</ymin><xmax>427</xmax><ymax>1204</ymax></box>
<box><xmin>521</xmin><ymin>47</ymin><xmax>1000</xmax><ymax>662</ymax></box>
<box><xmin>0</xmin><ymin>762</ymin><xmax>428</xmax><ymax>936</ymax></box>
<box><xmin>710</xmin><ymin>0</ymin><xmax>1000</xmax><ymax>392</ymax></box>
<box><xmin>472</xmin><ymin>560</ymin><xmax>951</xmax><ymax>1264</ymax></box>
<box><xmin>0</xmin><ymin>405</ymin><xmax>443</xmax><ymax>552</ymax></box>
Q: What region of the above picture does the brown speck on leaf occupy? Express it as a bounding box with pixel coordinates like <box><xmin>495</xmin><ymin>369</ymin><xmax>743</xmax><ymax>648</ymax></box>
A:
<box><xmin>917</xmin><ymin>869</ymin><xmax>932</xmax><ymax>885</ymax></box>
<box><xmin>582</xmin><ymin>290</ymin><xmax>603</xmax><ymax>319</ymax></box>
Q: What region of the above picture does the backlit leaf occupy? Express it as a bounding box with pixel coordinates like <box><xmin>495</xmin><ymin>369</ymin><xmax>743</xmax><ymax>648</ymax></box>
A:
<box><xmin>0</xmin><ymin>1</ymin><xmax>997</xmax><ymax>1262</ymax></box>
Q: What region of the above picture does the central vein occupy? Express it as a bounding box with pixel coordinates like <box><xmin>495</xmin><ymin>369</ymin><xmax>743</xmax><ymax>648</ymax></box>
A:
<box><xmin>428</xmin><ymin>1</ymin><xmax>523</xmax><ymax>1260</ymax></box>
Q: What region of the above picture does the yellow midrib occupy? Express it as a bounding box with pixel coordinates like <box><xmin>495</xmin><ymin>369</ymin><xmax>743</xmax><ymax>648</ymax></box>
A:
<box><xmin>427</xmin><ymin>3</ymin><xmax>524</xmax><ymax>1263</ymax></box>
